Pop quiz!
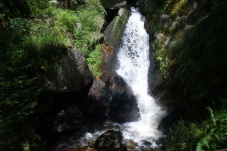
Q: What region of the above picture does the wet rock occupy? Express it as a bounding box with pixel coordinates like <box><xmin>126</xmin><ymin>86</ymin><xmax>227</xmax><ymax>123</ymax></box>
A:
<box><xmin>94</xmin><ymin>130</ymin><xmax>126</xmax><ymax>151</ymax></box>
<box><xmin>125</xmin><ymin>140</ymin><xmax>137</xmax><ymax>151</ymax></box>
<box><xmin>38</xmin><ymin>47</ymin><xmax>94</xmax><ymax>92</ymax></box>
<box><xmin>156</xmin><ymin>33</ymin><xmax>165</xmax><ymax>43</ymax></box>
<box><xmin>104</xmin><ymin>8</ymin><xmax>130</xmax><ymax>48</ymax></box>
<box><xmin>88</xmin><ymin>79</ymin><xmax>112</xmax><ymax>121</ymax></box>
<box><xmin>101</xmin><ymin>71</ymin><xmax>140</xmax><ymax>123</ymax></box>
<box><xmin>101</xmin><ymin>43</ymin><xmax>115</xmax><ymax>64</ymax></box>
<box><xmin>87</xmin><ymin>71</ymin><xmax>140</xmax><ymax>123</ymax></box>
<box><xmin>65</xmin><ymin>147</ymin><xmax>97</xmax><ymax>151</ymax></box>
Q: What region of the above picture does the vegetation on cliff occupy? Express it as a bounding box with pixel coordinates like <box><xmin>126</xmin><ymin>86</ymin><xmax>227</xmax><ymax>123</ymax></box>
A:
<box><xmin>140</xmin><ymin>0</ymin><xmax>227</xmax><ymax>150</ymax></box>
<box><xmin>0</xmin><ymin>0</ymin><xmax>105</xmax><ymax>150</ymax></box>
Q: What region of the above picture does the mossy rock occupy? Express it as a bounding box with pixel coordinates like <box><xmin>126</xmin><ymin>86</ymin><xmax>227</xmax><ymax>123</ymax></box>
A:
<box><xmin>94</xmin><ymin>130</ymin><xmax>127</xmax><ymax>151</ymax></box>
<box><xmin>104</xmin><ymin>8</ymin><xmax>129</xmax><ymax>48</ymax></box>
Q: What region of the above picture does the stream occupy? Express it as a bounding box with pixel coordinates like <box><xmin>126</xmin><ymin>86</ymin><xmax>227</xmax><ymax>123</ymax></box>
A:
<box><xmin>116</xmin><ymin>7</ymin><xmax>166</xmax><ymax>148</ymax></box>
<box><xmin>55</xmin><ymin>7</ymin><xmax>166</xmax><ymax>151</ymax></box>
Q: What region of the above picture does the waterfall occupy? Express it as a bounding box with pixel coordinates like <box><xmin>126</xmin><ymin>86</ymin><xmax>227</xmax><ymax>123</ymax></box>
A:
<box><xmin>116</xmin><ymin>7</ymin><xmax>167</xmax><ymax>147</ymax></box>
<box><xmin>54</xmin><ymin>7</ymin><xmax>167</xmax><ymax>151</ymax></box>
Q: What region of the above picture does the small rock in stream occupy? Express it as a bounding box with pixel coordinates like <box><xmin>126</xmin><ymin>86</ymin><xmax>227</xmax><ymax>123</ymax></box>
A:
<box><xmin>94</xmin><ymin>130</ymin><xmax>127</xmax><ymax>151</ymax></box>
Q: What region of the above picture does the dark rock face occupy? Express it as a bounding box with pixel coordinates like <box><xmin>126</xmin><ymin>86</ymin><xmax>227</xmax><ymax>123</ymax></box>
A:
<box><xmin>158</xmin><ymin>109</ymin><xmax>182</xmax><ymax>134</ymax></box>
<box><xmin>94</xmin><ymin>130</ymin><xmax>127</xmax><ymax>151</ymax></box>
<box><xmin>101</xmin><ymin>71</ymin><xmax>140</xmax><ymax>123</ymax></box>
<box><xmin>36</xmin><ymin>85</ymin><xmax>91</xmax><ymax>135</ymax></box>
<box><xmin>88</xmin><ymin>79</ymin><xmax>112</xmax><ymax>121</ymax></box>
<box><xmin>109</xmin><ymin>75</ymin><xmax>140</xmax><ymax>123</ymax></box>
<box><xmin>57</xmin><ymin>0</ymin><xmax>88</xmax><ymax>7</ymax></box>
<box><xmin>88</xmin><ymin>72</ymin><xmax>140</xmax><ymax>123</ymax></box>
<box><xmin>38</xmin><ymin>47</ymin><xmax>94</xmax><ymax>92</ymax></box>
<box><xmin>100</xmin><ymin>0</ymin><xmax>127</xmax><ymax>10</ymax></box>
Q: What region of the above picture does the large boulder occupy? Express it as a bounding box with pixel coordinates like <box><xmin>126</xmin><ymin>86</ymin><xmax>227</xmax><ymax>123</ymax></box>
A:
<box><xmin>109</xmin><ymin>75</ymin><xmax>140</xmax><ymax>123</ymax></box>
<box><xmin>104</xmin><ymin>8</ymin><xmax>130</xmax><ymax>48</ymax></box>
<box><xmin>101</xmin><ymin>71</ymin><xmax>140</xmax><ymax>123</ymax></box>
<box><xmin>100</xmin><ymin>0</ymin><xmax>127</xmax><ymax>10</ymax></box>
<box><xmin>94</xmin><ymin>130</ymin><xmax>127</xmax><ymax>151</ymax></box>
<box><xmin>88</xmin><ymin>72</ymin><xmax>140</xmax><ymax>123</ymax></box>
<box><xmin>38</xmin><ymin>47</ymin><xmax>94</xmax><ymax>92</ymax></box>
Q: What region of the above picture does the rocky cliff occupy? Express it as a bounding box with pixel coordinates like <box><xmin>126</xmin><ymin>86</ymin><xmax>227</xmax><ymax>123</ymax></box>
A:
<box><xmin>140</xmin><ymin>0</ymin><xmax>227</xmax><ymax>116</ymax></box>
<box><xmin>139</xmin><ymin>0</ymin><xmax>227</xmax><ymax>149</ymax></box>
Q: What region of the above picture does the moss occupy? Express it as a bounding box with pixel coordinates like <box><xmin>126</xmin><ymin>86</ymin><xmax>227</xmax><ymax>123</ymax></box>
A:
<box><xmin>87</xmin><ymin>44</ymin><xmax>102</xmax><ymax>77</ymax></box>
<box><xmin>166</xmin><ymin>0</ymin><xmax>187</xmax><ymax>17</ymax></box>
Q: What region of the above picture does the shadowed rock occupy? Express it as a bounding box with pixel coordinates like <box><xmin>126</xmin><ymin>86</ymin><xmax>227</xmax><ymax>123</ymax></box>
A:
<box><xmin>88</xmin><ymin>72</ymin><xmax>140</xmax><ymax>123</ymax></box>
<box><xmin>101</xmin><ymin>71</ymin><xmax>140</xmax><ymax>123</ymax></box>
<box><xmin>88</xmin><ymin>79</ymin><xmax>112</xmax><ymax>121</ymax></box>
<box><xmin>100</xmin><ymin>0</ymin><xmax>127</xmax><ymax>10</ymax></box>
<box><xmin>38</xmin><ymin>47</ymin><xmax>94</xmax><ymax>92</ymax></box>
<box><xmin>53</xmin><ymin>106</ymin><xmax>83</xmax><ymax>133</ymax></box>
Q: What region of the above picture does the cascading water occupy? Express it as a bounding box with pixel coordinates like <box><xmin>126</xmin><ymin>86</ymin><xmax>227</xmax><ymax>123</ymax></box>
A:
<box><xmin>116</xmin><ymin>7</ymin><xmax>167</xmax><ymax>147</ymax></box>
<box><xmin>54</xmin><ymin>7</ymin><xmax>167</xmax><ymax>151</ymax></box>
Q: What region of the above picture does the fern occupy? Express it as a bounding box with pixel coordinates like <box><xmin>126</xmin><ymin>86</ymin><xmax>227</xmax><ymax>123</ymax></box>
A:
<box><xmin>207</xmin><ymin>107</ymin><xmax>216</xmax><ymax>125</ymax></box>
<box><xmin>196</xmin><ymin>132</ymin><xmax>213</xmax><ymax>151</ymax></box>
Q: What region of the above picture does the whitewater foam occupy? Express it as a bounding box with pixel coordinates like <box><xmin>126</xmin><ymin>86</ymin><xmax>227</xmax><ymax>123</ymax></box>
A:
<box><xmin>116</xmin><ymin>7</ymin><xmax>167</xmax><ymax>148</ymax></box>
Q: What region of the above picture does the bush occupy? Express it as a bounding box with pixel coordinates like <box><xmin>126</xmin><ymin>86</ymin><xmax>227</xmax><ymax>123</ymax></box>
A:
<box><xmin>164</xmin><ymin>105</ymin><xmax>227</xmax><ymax>151</ymax></box>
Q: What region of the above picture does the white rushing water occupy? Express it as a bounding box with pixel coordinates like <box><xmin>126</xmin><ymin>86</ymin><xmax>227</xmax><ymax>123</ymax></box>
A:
<box><xmin>55</xmin><ymin>7</ymin><xmax>167</xmax><ymax>151</ymax></box>
<box><xmin>116</xmin><ymin>7</ymin><xmax>167</xmax><ymax>148</ymax></box>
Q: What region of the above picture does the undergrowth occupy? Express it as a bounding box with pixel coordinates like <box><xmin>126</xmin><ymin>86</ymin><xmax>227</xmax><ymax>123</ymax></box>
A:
<box><xmin>87</xmin><ymin>44</ymin><xmax>102</xmax><ymax>77</ymax></box>
<box><xmin>0</xmin><ymin>0</ymin><xmax>105</xmax><ymax>150</ymax></box>
<box><xmin>163</xmin><ymin>101</ymin><xmax>227</xmax><ymax>151</ymax></box>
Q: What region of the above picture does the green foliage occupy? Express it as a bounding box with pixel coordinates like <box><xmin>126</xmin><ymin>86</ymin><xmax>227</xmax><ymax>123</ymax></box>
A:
<box><xmin>144</xmin><ymin>0</ymin><xmax>227</xmax><ymax>118</ymax></box>
<box><xmin>0</xmin><ymin>26</ymin><xmax>43</xmax><ymax>150</ymax></box>
<box><xmin>9</xmin><ymin>18</ymin><xmax>30</xmax><ymax>34</ymax></box>
<box><xmin>52</xmin><ymin>8</ymin><xmax>78</xmax><ymax>32</ymax></box>
<box><xmin>0</xmin><ymin>0</ymin><xmax>31</xmax><ymax>20</ymax></box>
<box><xmin>170</xmin><ymin>7</ymin><xmax>227</xmax><ymax>116</ymax></box>
<box><xmin>0</xmin><ymin>0</ymin><xmax>49</xmax><ymax>27</ymax></box>
<box><xmin>73</xmin><ymin>0</ymin><xmax>105</xmax><ymax>57</ymax></box>
<box><xmin>0</xmin><ymin>1</ymin><xmax>105</xmax><ymax>150</ymax></box>
<box><xmin>26</xmin><ymin>0</ymin><xmax>49</xmax><ymax>17</ymax></box>
<box><xmin>139</xmin><ymin>0</ymin><xmax>165</xmax><ymax>15</ymax></box>
<box><xmin>43</xmin><ymin>0</ymin><xmax>105</xmax><ymax>75</ymax></box>
<box><xmin>156</xmin><ymin>49</ymin><xmax>168</xmax><ymax>78</ymax></box>
<box><xmin>164</xmin><ymin>106</ymin><xmax>227</xmax><ymax>151</ymax></box>
<box><xmin>87</xmin><ymin>45</ymin><xmax>102</xmax><ymax>77</ymax></box>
